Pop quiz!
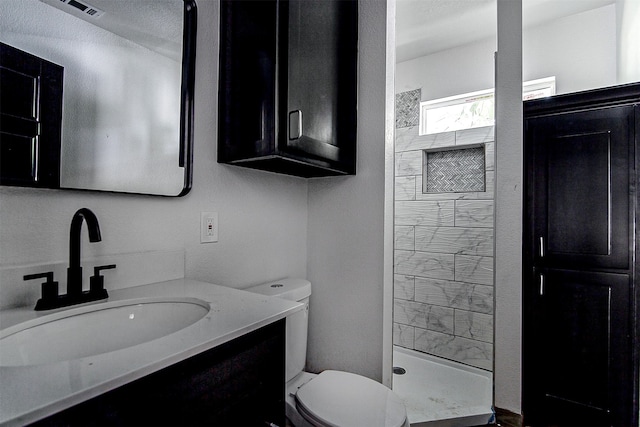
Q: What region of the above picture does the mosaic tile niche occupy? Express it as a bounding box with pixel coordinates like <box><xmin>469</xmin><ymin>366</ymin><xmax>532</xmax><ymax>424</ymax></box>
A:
<box><xmin>394</xmin><ymin>123</ymin><xmax>495</xmax><ymax>371</ymax></box>
<box><xmin>395</xmin><ymin>89</ymin><xmax>421</xmax><ymax>128</ymax></box>
<box><xmin>424</xmin><ymin>146</ymin><xmax>485</xmax><ymax>193</ymax></box>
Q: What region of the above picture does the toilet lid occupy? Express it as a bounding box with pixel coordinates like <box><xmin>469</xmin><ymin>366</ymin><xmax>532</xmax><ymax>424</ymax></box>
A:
<box><xmin>295</xmin><ymin>370</ymin><xmax>407</xmax><ymax>427</ymax></box>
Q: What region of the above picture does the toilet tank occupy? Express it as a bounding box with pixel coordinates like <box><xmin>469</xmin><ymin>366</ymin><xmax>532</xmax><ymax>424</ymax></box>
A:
<box><xmin>246</xmin><ymin>278</ymin><xmax>311</xmax><ymax>382</ymax></box>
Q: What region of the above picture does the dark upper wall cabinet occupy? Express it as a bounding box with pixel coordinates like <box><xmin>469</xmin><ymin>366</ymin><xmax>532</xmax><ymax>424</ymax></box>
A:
<box><xmin>218</xmin><ymin>0</ymin><xmax>358</xmax><ymax>178</ymax></box>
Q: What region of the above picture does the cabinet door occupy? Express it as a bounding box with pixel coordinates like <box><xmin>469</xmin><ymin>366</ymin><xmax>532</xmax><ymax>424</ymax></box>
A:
<box><xmin>34</xmin><ymin>320</ymin><xmax>286</xmax><ymax>427</ymax></box>
<box><xmin>282</xmin><ymin>0</ymin><xmax>357</xmax><ymax>173</ymax></box>
<box><xmin>524</xmin><ymin>102</ymin><xmax>637</xmax><ymax>427</ymax></box>
<box><xmin>0</xmin><ymin>42</ymin><xmax>63</xmax><ymax>188</ymax></box>
<box><xmin>525</xmin><ymin>269</ymin><xmax>632</xmax><ymax>426</ymax></box>
<box><xmin>218</xmin><ymin>1</ymin><xmax>278</xmax><ymax>162</ymax></box>
<box><xmin>527</xmin><ymin>106</ymin><xmax>634</xmax><ymax>271</ymax></box>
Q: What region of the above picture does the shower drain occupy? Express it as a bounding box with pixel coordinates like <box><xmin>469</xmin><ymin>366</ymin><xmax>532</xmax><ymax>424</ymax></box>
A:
<box><xmin>393</xmin><ymin>366</ymin><xmax>406</xmax><ymax>375</ymax></box>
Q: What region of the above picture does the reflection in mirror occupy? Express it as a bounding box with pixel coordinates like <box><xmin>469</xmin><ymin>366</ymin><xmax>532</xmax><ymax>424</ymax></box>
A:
<box><xmin>0</xmin><ymin>0</ymin><xmax>196</xmax><ymax>196</ymax></box>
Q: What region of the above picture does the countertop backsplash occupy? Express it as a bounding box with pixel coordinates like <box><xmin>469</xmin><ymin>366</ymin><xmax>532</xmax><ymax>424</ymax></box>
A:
<box><xmin>0</xmin><ymin>250</ymin><xmax>185</xmax><ymax>310</ymax></box>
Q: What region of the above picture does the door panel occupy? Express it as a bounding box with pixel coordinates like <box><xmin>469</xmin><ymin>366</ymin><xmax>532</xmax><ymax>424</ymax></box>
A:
<box><xmin>542</xmin><ymin>272</ymin><xmax>612</xmax><ymax>411</ymax></box>
<box><xmin>547</xmin><ymin>132</ymin><xmax>610</xmax><ymax>256</ymax></box>
<box><xmin>284</xmin><ymin>0</ymin><xmax>357</xmax><ymax>168</ymax></box>
<box><xmin>527</xmin><ymin>106</ymin><xmax>633</xmax><ymax>270</ymax></box>
<box><xmin>217</xmin><ymin>0</ymin><xmax>278</xmax><ymax>160</ymax></box>
<box><xmin>533</xmin><ymin>270</ymin><xmax>631</xmax><ymax>426</ymax></box>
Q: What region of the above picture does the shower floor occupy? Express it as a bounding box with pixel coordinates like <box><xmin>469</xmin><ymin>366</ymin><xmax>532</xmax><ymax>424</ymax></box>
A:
<box><xmin>392</xmin><ymin>346</ymin><xmax>494</xmax><ymax>427</ymax></box>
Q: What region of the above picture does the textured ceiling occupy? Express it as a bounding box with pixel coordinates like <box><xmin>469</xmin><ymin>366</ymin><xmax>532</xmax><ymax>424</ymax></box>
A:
<box><xmin>38</xmin><ymin>0</ymin><xmax>183</xmax><ymax>60</ymax></box>
<box><xmin>396</xmin><ymin>0</ymin><xmax>616</xmax><ymax>62</ymax></box>
<box><xmin>39</xmin><ymin>0</ymin><xmax>615</xmax><ymax>65</ymax></box>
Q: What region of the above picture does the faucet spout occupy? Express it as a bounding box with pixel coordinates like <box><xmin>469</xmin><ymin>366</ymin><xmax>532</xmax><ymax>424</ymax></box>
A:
<box><xmin>67</xmin><ymin>208</ymin><xmax>101</xmax><ymax>296</ymax></box>
<box><xmin>24</xmin><ymin>208</ymin><xmax>112</xmax><ymax>310</ymax></box>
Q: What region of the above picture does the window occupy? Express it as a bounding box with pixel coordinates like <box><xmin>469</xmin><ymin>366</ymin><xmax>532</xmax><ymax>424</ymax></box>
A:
<box><xmin>419</xmin><ymin>77</ymin><xmax>556</xmax><ymax>135</ymax></box>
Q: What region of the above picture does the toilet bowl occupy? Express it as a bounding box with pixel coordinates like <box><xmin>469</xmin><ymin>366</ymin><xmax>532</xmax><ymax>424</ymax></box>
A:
<box><xmin>247</xmin><ymin>279</ymin><xmax>409</xmax><ymax>427</ymax></box>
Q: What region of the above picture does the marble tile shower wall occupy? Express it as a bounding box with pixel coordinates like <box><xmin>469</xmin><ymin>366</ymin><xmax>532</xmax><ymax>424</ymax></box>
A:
<box><xmin>394</xmin><ymin>117</ymin><xmax>495</xmax><ymax>371</ymax></box>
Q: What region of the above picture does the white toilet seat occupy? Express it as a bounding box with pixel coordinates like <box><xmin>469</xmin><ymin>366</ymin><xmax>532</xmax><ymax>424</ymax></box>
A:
<box><xmin>295</xmin><ymin>370</ymin><xmax>408</xmax><ymax>427</ymax></box>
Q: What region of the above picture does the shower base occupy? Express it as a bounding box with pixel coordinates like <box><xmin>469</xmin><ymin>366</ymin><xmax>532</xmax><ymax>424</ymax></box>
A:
<box><xmin>392</xmin><ymin>346</ymin><xmax>493</xmax><ymax>427</ymax></box>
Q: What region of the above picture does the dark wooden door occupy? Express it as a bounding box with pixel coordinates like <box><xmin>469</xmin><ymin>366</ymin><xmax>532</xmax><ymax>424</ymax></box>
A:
<box><xmin>524</xmin><ymin>90</ymin><xmax>638</xmax><ymax>427</ymax></box>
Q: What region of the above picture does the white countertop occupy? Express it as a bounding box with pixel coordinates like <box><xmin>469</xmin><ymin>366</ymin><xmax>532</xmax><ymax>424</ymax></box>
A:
<box><xmin>0</xmin><ymin>279</ymin><xmax>303</xmax><ymax>426</ymax></box>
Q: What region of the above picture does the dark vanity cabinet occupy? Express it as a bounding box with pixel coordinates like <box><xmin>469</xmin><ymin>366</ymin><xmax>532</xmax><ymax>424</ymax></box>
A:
<box><xmin>523</xmin><ymin>84</ymin><xmax>639</xmax><ymax>427</ymax></box>
<box><xmin>218</xmin><ymin>0</ymin><xmax>358</xmax><ymax>177</ymax></box>
<box><xmin>33</xmin><ymin>320</ymin><xmax>285</xmax><ymax>427</ymax></box>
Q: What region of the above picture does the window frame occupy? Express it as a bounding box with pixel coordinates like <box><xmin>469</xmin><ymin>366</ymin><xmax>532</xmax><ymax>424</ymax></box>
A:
<box><xmin>419</xmin><ymin>77</ymin><xmax>556</xmax><ymax>135</ymax></box>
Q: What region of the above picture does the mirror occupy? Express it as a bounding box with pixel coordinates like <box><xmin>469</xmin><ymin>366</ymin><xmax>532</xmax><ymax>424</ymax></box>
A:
<box><xmin>0</xmin><ymin>0</ymin><xmax>196</xmax><ymax>196</ymax></box>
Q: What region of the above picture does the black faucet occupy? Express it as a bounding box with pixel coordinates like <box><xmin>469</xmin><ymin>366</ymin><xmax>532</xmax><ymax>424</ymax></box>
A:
<box><xmin>67</xmin><ymin>208</ymin><xmax>102</xmax><ymax>296</ymax></box>
<box><xmin>24</xmin><ymin>208</ymin><xmax>115</xmax><ymax>310</ymax></box>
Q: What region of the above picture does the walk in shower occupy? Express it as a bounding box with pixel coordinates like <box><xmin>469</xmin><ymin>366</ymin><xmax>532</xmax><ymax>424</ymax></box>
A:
<box><xmin>391</xmin><ymin>115</ymin><xmax>495</xmax><ymax>426</ymax></box>
<box><xmin>392</xmin><ymin>1</ymin><xmax>497</xmax><ymax>422</ymax></box>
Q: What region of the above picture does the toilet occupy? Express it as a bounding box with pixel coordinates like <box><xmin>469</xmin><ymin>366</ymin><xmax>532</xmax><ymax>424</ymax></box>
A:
<box><xmin>247</xmin><ymin>279</ymin><xmax>409</xmax><ymax>427</ymax></box>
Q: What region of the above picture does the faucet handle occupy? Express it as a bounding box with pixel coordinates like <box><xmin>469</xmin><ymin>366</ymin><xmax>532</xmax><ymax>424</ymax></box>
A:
<box><xmin>93</xmin><ymin>264</ymin><xmax>116</xmax><ymax>275</ymax></box>
<box><xmin>24</xmin><ymin>271</ymin><xmax>54</xmax><ymax>282</ymax></box>
<box><xmin>24</xmin><ymin>272</ymin><xmax>59</xmax><ymax>309</ymax></box>
<box><xmin>90</xmin><ymin>264</ymin><xmax>116</xmax><ymax>296</ymax></box>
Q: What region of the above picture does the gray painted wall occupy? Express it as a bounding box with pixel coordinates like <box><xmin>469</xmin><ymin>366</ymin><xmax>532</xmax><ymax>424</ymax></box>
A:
<box><xmin>0</xmin><ymin>2</ymin><xmax>309</xmax><ymax>290</ymax></box>
<box><xmin>306</xmin><ymin>0</ymin><xmax>390</xmax><ymax>382</ymax></box>
<box><xmin>396</xmin><ymin>4</ymin><xmax>617</xmax><ymax>101</ymax></box>
<box><xmin>494</xmin><ymin>0</ymin><xmax>523</xmax><ymax>414</ymax></box>
<box><xmin>0</xmin><ymin>0</ymin><xmax>392</xmax><ymax>386</ymax></box>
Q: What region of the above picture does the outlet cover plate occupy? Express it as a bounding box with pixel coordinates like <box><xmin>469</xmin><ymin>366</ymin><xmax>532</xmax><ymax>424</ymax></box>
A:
<box><xmin>200</xmin><ymin>212</ymin><xmax>218</xmax><ymax>243</ymax></box>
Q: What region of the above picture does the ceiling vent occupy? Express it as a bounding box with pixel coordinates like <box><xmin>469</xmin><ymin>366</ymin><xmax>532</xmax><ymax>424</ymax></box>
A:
<box><xmin>58</xmin><ymin>0</ymin><xmax>104</xmax><ymax>18</ymax></box>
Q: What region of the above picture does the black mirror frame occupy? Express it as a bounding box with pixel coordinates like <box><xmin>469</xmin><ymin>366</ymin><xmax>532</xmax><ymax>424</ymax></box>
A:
<box><xmin>0</xmin><ymin>0</ymin><xmax>197</xmax><ymax>197</ymax></box>
<box><xmin>178</xmin><ymin>0</ymin><xmax>197</xmax><ymax>197</ymax></box>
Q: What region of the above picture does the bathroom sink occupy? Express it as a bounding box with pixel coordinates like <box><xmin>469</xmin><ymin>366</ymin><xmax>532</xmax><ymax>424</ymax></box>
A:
<box><xmin>0</xmin><ymin>297</ymin><xmax>210</xmax><ymax>367</ymax></box>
